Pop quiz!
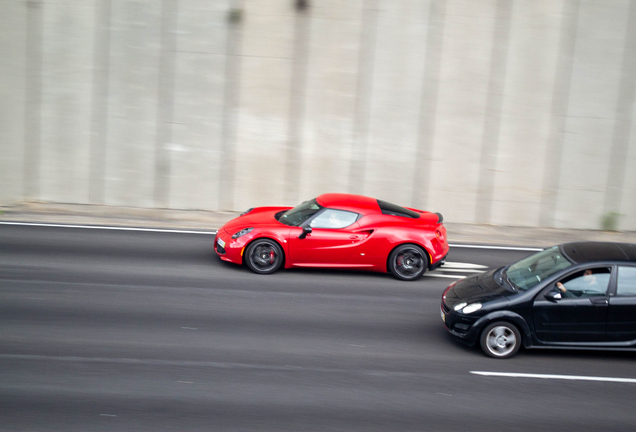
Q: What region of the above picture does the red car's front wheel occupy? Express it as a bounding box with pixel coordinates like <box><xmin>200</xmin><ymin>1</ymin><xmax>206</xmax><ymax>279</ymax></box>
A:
<box><xmin>245</xmin><ymin>239</ymin><xmax>284</xmax><ymax>274</ymax></box>
<box><xmin>388</xmin><ymin>244</ymin><xmax>428</xmax><ymax>281</ymax></box>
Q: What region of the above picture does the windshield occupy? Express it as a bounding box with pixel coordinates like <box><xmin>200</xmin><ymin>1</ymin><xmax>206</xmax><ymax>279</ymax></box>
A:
<box><xmin>506</xmin><ymin>246</ymin><xmax>573</xmax><ymax>291</ymax></box>
<box><xmin>279</xmin><ymin>199</ymin><xmax>323</xmax><ymax>226</ymax></box>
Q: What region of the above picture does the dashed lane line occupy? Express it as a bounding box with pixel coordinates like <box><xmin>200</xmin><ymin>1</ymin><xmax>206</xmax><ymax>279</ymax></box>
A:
<box><xmin>443</xmin><ymin>262</ymin><xmax>488</xmax><ymax>269</ymax></box>
<box><xmin>449</xmin><ymin>244</ymin><xmax>543</xmax><ymax>251</ymax></box>
<box><xmin>438</xmin><ymin>268</ymin><xmax>486</xmax><ymax>273</ymax></box>
<box><xmin>424</xmin><ymin>274</ymin><xmax>467</xmax><ymax>279</ymax></box>
<box><xmin>471</xmin><ymin>371</ymin><xmax>636</xmax><ymax>384</ymax></box>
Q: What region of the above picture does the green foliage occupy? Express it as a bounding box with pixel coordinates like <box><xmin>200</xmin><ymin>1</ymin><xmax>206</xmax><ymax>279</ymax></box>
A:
<box><xmin>228</xmin><ymin>8</ymin><xmax>242</xmax><ymax>24</ymax></box>
<box><xmin>601</xmin><ymin>212</ymin><xmax>621</xmax><ymax>231</ymax></box>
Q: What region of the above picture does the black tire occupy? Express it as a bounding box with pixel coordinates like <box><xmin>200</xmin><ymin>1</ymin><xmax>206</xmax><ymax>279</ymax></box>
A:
<box><xmin>388</xmin><ymin>244</ymin><xmax>428</xmax><ymax>281</ymax></box>
<box><xmin>479</xmin><ymin>321</ymin><xmax>522</xmax><ymax>359</ymax></box>
<box><xmin>245</xmin><ymin>239</ymin><xmax>284</xmax><ymax>275</ymax></box>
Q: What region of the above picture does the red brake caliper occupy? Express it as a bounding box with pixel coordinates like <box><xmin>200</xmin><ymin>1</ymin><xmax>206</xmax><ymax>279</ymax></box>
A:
<box><xmin>269</xmin><ymin>249</ymin><xmax>275</xmax><ymax>264</ymax></box>
<box><xmin>397</xmin><ymin>256</ymin><xmax>403</xmax><ymax>266</ymax></box>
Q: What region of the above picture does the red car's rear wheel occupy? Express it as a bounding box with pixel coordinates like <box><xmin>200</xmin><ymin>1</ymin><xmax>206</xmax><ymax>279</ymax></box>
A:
<box><xmin>388</xmin><ymin>244</ymin><xmax>428</xmax><ymax>281</ymax></box>
<box><xmin>245</xmin><ymin>239</ymin><xmax>284</xmax><ymax>274</ymax></box>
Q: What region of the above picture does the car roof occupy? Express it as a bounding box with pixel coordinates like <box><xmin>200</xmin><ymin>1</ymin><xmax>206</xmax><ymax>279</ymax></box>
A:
<box><xmin>560</xmin><ymin>242</ymin><xmax>636</xmax><ymax>264</ymax></box>
<box><xmin>315</xmin><ymin>193</ymin><xmax>380</xmax><ymax>214</ymax></box>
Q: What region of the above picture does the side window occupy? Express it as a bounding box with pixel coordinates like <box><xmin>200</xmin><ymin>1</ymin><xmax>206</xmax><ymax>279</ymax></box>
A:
<box><xmin>557</xmin><ymin>267</ymin><xmax>611</xmax><ymax>298</ymax></box>
<box><xmin>617</xmin><ymin>266</ymin><xmax>636</xmax><ymax>296</ymax></box>
<box><xmin>310</xmin><ymin>209</ymin><xmax>358</xmax><ymax>229</ymax></box>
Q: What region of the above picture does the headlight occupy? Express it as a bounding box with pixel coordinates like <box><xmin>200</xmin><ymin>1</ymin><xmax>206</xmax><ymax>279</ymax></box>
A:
<box><xmin>443</xmin><ymin>281</ymin><xmax>458</xmax><ymax>302</ymax></box>
<box><xmin>232</xmin><ymin>227</ymin><xmax>253</xmax><ymax>239</ymax></box>
<box><xmin>461</xmin><ymin>303</ymin><xmax>482</xmax><ymax>314</ymax></box>
<box><xmin>453</xmin><ymin>302</ymin><xmax>467</xmax><ymax>311</ymax></box>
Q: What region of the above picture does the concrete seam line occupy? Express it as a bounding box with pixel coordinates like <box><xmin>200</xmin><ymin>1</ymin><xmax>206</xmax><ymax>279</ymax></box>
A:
<box><xmin>0</xmin><ymin>353</ymin><xmax>438</xmax><ymax>378</ymax></box>
<box><xmin>0</xmin><ymin>279</ymin><xmax>423</xmax><ymax>302</ymax></box>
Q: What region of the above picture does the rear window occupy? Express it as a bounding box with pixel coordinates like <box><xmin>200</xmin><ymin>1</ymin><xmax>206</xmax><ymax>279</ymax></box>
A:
<box><xmin>617</xmin><ymin>266</ymin><xmax>636</xmax><ymax>296</ymax></box>
<box><xmin>377</xmin><ymin>200</ymin><xmax>420</xmax><ymax>219</ymax></box>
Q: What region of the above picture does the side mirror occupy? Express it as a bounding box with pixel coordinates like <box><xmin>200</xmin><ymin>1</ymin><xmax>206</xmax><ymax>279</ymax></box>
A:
<box><xmin>299</xmin><ymin>226</ymin><xmax>312</xmax><ymax>239</ymax></box>
<box><xmin>544</xmin><ymin>290</ymin><xmax>562</xmax><ymax>302</ymax></box>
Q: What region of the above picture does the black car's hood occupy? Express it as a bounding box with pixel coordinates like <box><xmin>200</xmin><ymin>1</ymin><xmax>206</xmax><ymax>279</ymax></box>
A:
<box><xmin>445</xmin><ymin>268</ymin><xmax>511</xmax><ymax>306</ymax></box>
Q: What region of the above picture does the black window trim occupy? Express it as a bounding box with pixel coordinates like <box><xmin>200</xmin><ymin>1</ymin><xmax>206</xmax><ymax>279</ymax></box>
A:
<box><xmin>377</xmin><ymin>199</ymin><xmax>421</xmax><ymax>219</ymax></box>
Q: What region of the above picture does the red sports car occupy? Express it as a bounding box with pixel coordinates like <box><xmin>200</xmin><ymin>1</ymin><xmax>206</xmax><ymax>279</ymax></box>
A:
<box><xmin>214</xmin><ymin>193</ymin><xmax>449</xmax><ymax>281</ymax></box>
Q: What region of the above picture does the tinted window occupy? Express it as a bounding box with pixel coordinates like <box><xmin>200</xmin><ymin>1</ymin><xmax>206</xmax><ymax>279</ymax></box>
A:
<box><xmin>557</xmin><ymin>267</ymin><xmax>611</xmax><ymax>298</ymax></box>
<box><xmin>377</xmin><ymin>200</ymin><xmax>420</xmax><ymax>219</ymax></box>
<box><xmin>310</xmin><ymin>209</ymin><xmax>358</xmax><ymax>229</ymax></box>
<box><xmin>617</xmin><ymin>266</ymin><xmax>636</xmax><ymax>296</ymax></box>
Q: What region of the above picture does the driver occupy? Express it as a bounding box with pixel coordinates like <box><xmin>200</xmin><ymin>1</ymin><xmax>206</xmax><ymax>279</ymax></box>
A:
<box><xmin>556</xmin><ymin>269</ymin><xmax>598</xmax><ymax>296</ymax></box>
<box><xmin>327</xmin><ymin>212</ymin><xmax>342</xmax><ymax>228</ymax></box>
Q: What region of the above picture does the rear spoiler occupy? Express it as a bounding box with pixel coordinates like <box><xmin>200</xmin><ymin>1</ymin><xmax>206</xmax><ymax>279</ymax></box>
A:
<box><xmin>405</xmin><ymin>207</ymin><xmax>444</xmax><ymax>224</ymax></box>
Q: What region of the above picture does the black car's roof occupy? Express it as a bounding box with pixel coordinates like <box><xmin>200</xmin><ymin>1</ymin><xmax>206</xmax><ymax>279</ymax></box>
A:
<box><xmin>560</xmin><ymin>242</ymin><xmax>636</xmax><ymax>264</ymax></box>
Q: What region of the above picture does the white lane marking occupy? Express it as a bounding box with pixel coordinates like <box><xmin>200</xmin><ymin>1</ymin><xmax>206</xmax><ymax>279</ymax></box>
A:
<box><xmin>443</xmin><ymin>262</ymin><xmax>488</xmax><ymax>269</ymax></box>
<box><xmin>436</xmin><ymin>393</ymin><xmax>453</xmax><ymax>396</ymax></box>
<box><xmin>439</xmin><ymin>268</ymin><xmax>486</xmax><ymax>273</ymax></box>
<box><xmin>470</xmin><ymin>371</ymin><xmax>636</xmax><ymax>383</ymax></box>
<box><xmin>0</xmin><ymin>221</ymin><xmax>216</xmax><ymax>235</ymax></box>
<box><xmin>100</xmin><ymin>414</ymin><xmax>117</xmax><ymax>417</ymax></box>
<box><xmin>177</xmin><ymin>381</ymin><xmax>194</xmax><ymax>384</ymax></box>
<box><xmin>181</xmin><ymin>327</ymin><xmax>198</xmax><ymax>330</ymax></box>
<box><xmin>450</xmin><ymin>244</ymin><xmax>543</xmax><ymax>251</ymax></box>
<box><xmin>433</xmin><ymin>261</ymin><xmax>485</xmax><ymax>277</ymax></box>
<box><xmin>424</xmin><ymin>274</ymin><xmax>466</xmax><ymax>279</ymax></box>
<box><xmin>0</xmin><ymin>222</ymin><xmax>545</xmax><ymax>251</ymax></box>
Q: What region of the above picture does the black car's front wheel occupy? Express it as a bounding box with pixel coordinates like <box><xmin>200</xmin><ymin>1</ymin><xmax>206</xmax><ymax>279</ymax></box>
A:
<box><xmin>245</xmin><ymin>239</ymin><xmax>284</xmax><ymax>274</ymax></box>
<box><xmin>479</xmin><ymin>321</ymin><xmax>522</xmax><ymax>359</ymax></box>
<box><xmin>388</xmin><ymin>244</ymin><xmax>428</xmax><ymax>281</ymax></box>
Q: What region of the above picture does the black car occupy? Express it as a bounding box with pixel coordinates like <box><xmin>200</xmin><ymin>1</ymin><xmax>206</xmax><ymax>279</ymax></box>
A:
<box><xmin>441</xmin><ymin>242</ymin><xmax>636</xmax><ymax>359</ymax></box>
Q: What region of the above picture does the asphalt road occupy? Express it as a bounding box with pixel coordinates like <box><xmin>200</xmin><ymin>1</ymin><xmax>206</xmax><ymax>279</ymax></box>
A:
<box><xmin>1</xmin><ymin>225</ymin><xmax>635</xmax><ymax>431</ymax></box>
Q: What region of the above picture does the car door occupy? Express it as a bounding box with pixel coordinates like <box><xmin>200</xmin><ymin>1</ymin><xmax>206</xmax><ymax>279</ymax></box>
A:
<box><xmin>606</xmin><ymin>265</ymin><xmax>636</xmax><ymax>342</ymax></box>
<box><xmin>532</xmin><ymin>267</ymin><xmax>612</xmax><ymax>343</ymax></box>
<box><xmin>287</xmin><ymin>209</ymin><xmax>367</xmax><ymax>266</ymax></box>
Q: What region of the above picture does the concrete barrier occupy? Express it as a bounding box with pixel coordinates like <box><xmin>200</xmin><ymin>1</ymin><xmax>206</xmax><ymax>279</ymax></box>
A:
<box><xmin>1</xmin><ymin>0</ymin><xmax>635</xmax><ymax>230</ymax></box>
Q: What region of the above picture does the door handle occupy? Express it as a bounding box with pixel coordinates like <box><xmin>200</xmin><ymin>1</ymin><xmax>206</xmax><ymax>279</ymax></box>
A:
<box><xmin>349</xmin><ymin>235</ymin><xmax>359</xmax><ymax>240</ymax></box>
<box><xmin>589</xmin><ymin>297</ymin><xmax>608</xmax><ymax>306</ymax></box>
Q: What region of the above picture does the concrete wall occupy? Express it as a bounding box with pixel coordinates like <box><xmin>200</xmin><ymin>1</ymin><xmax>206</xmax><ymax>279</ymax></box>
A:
<box><xmin>1</xmin><ymin>0</ymin><xmax>635</xmax><ymax>230</ymax></box>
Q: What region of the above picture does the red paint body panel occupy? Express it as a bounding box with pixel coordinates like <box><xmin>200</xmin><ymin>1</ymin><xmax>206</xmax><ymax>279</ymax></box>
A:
<box><xmin>222</xmin><ymin>207</ymin><xmax>291</xmax><ymax>235</ymax></box>
<box><xmin>215</xmin><ymin>193</ymin><xmax>449</xmax><ymax>274</ymax></box>
<box><xmin>286</xmin><ymin>222</ymin><xmax>373</xmax><ymax>266</ymax></box>
<box><xmin>315</xmin><ymin>193</ymin><xmax>380</xmax><ymax>213</ymax></box>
